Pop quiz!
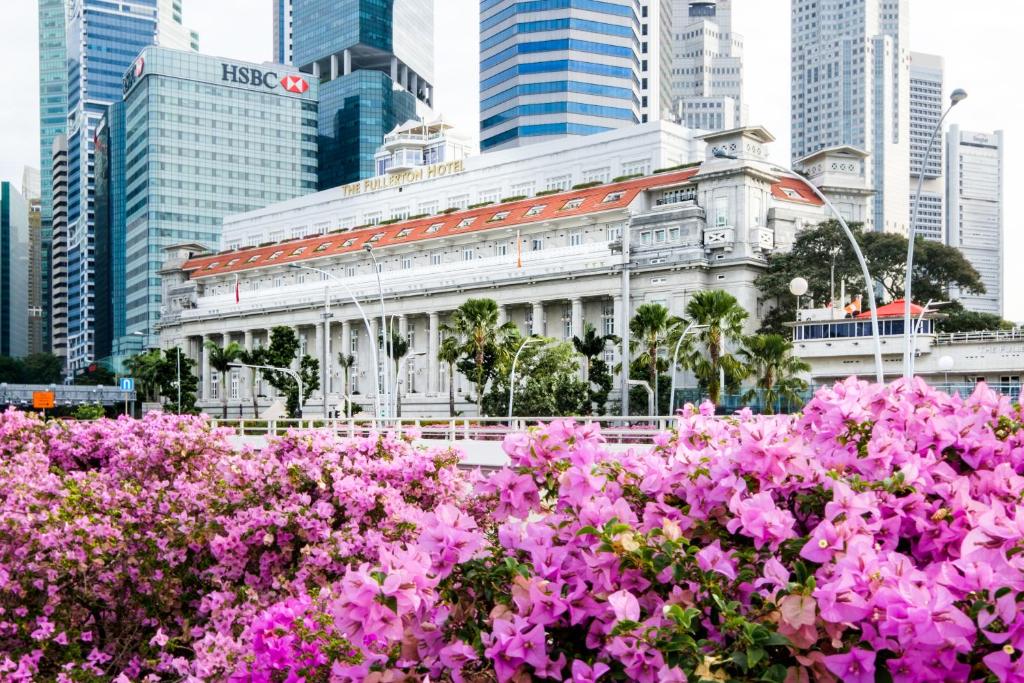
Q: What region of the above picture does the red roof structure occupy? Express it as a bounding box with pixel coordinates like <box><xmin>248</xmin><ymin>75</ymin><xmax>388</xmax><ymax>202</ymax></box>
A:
<box><xmin>185</xmin><ymin>166</ymin><xmax>824</xmax><ymax>279</ymax></box>
<box><xmin>857</xmin><ymin>299</ymin><xmax>925</xmax><ymax>319</ymax></box>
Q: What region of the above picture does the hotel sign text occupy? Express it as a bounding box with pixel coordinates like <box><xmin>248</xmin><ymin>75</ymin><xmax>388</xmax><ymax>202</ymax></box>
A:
<box><xmin>342</xmin><ymin>160</ymin><xmax>465</xmax><ymax>197</ymax></box>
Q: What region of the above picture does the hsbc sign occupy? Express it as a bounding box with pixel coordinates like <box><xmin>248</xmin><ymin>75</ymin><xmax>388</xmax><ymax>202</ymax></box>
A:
<box><xmin>221</xmin><ymin>64</ymin><xmax>309</xmax><ymax>94</ymax></box>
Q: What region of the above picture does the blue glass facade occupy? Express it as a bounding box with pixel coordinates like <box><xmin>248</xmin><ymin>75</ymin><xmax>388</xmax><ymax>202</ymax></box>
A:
<box><xmin>0</xmin><ymin>183</ymin><xmax>29</xmax><ymax>358</ymax></box>
<box><xmin>63</xmin><ymin>0</ymin><xmax>197</xmax><ymax>370</ymax></box>
<box><xmin>479</xmin><ymin>0</ymin><xmax>641</xmax><ymax>151</ymax></box>
<box><xmin>117</xmin><ymin>48</ymin><xmax>319</xmax><ymax>349</ymax></box>
<box><xmin>36</xmin><ymin>0</ymin><xmax>68</xmax><ymax>352</ymax></box>
<box><xmin>93</xmin><ymin>103</ymin><xmax>125</xmax><ymax>361</ymax></box>
<box><xmin>290</xmin><ymin>0</ymin><xmax>434</xmax><ymax>188</ymax></box>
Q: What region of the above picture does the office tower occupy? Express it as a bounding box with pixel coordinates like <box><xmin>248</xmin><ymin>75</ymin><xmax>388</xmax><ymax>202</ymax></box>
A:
<box><xmin>63</xmin><ymin>0</ymin><xmax>198</xmax><ymax>371</ymax></box>
<box><xmin>791</xmin><ymin>0</ymin><xmax>910</xmax><ymax>234</ymax></box>
<box><xmin>479</xmin><ymin>0</ymin><xmax>645</xmax><ymax>151</ymax></box>
<box><xmin>290</xmin><ymin>0</ymin><xmax>434</xmax><ymax>188</ymax></box>
<box><xmin>101</xmin><ymin>48</ymin><xmax>318</xmax><ymax>354</ymax></box>
<box><xmin>37</xmin><ymin>0</ymin><xmax>68</xmax><ymax>352</ymax></box>
<box><xmin>671</xmin><ymin>0</ymin><xmax>745</xmax><ymax>131</ymax></box>
<box><xmin>273</xmin><ymin>0</ymin><xmax>293</xmax><ymax>64</ymax></box>
<box><xmin>908</xmin><ymin>52</ymin><xmax>944</xmax><ymax>242</ymax></box>
<box><xmin>642</xmin><ymin>0</ymin><xmax>675</xmax><ymax>124</ymax></box>
<box><xmin>22</xmin><ymin>168</ymin><xmax>45</xmax><ymax>356</ymax></box>
<box><xmin>51</xmin><ymin>136</ymin><xmax>69</xmax><ymax>365</ymax></box>
<box><xmin>946</xmin><ymin>126</ymin><xmax>1004</xmax><ymax>316</ymax></box>
<box><xmin>0</xmin><ymin>183</ymin><xmax>29</xmax><ymax>359</ymax></box>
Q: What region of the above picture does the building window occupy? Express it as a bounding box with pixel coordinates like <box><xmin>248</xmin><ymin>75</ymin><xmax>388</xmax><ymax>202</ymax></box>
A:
<box><xmin>668</xmin><ymin>227</ymin><xmax>680</xmax><ymax>241</ymax></box>
<box><xmin>714</xmin><ymin>197</ymin><xmax>729</xmax><ymax>227</ymax></box>
<box><xmin>562</xmin><ymin>304</ymin><xmax>573</xmax><ymax>339</ymax></box>
<box><xmin>561</xmin><ymin>198</ymin><xmax>584</xmax><ymax>211</ymax></box>
<box><xmin>391</xmin><ymin>207</ymin><xmax>410</xmax><ymax>220</ymax></box>
<box><xmin>230</xmin><ymin>372</ymin><xmax>240</xmax><ymax>400</ymax></box>
<box><xmin>291</xmin><ymin>247</ymin><xmax>306</xmax><ymax>256</ymax></box>
<box><xmin>368</xmin><ymin>232</ymin><xmax>385</xmax><ymax>243</ymax></box>
<box><xmin>314</xmin><ymin>242</ymin><xmax>332</xmax><ymax>252</ymax></box>
<box><xmin>569</xmin><ymin>231</ymin><xmax>583</xmax><ymax>247</ymax></box>
<box><xmin>210</xmin><ymin>372</ymin><xmax>219</xmax><ymax>399</ymax></box>
<box><xmin>602</xmin><ymin>191</ymin><xmax>625</xmax><ymax>203</ymax></box>
<box><xmin>621</xmin><ymin>160</ymin><xmax>650</xmax><ymax>176</ymax></box>
<box><xmin>449</xmin><ymin>195</ymin><xmax>469</xmax><ymax>209</ymax></box>
<box><xmin>431</xmin><ymin>252</ymin><xmax>442</xmax><ymax>265</ymax></box>
<box><xmin>488</xmin><ymin>211</ymin><xmax>510</xmax><ymax>222</ymax></box>
<box><xmin>456</xmin><ymin>217</ymin><xmax>476</xmax><ymax>229</ymax></box>
<box><xmin>602</xmin><ymin>302</ymin><xmax>615</xmax><ymax>336</ymax></box>
<box><xmin>531</xmin><ymin>237</ymin><xmax>544</xmax><ymax>251</ymax></box>
<box><xmin>607</xmin><ymin>226</ymin><xmax>623</xmax><ymax>241</ymax></box>
<box><xmin>345</xmin><ymin>266</ymin><xmax>356</xmax><ymax>277</ymax></box>
<box><xmin>545</xmin><ymin>175</ymin><xmax>570</xmax><ymax>192</ymax></box>
<box><xmin>426</xmin><ymin>222</ymin><xmax>444</xmax><ymax>234</ymax></box>
<box><xmin>654</xmin><ymin>229</ymin><xmax>666</xmax><ymax>243</ymax></box>
<box><xmin>402</xmin><ymin>256</ymin><xmax>413</xmax><ymax>270</ymax></box>
<box><xmin>479</xmin><ymin>189</ymin><xmax>500</xmax><ymax>204</ymax></box>
<box><xmin>350</xmin><ymin>329</ymin><xmax>359</xmax><ymax>354</ymax></box>
<box><xmin>640</xmin><ymin>231</ymin><xmax>652</xmax><ymax>245</ymax></box>
<box><xmin>462</xmin><ymin>247</ymin><xmax>475</xmax><ymax>261</ymax></box>
<box><xmin>495</xmin><ymin>242</ymin><xmax>508</xmax><ymax>257</ymax></box>
<box><xmin>583</xmin><ymin>167</ymin><xmax>610</xmax><ymax>184</ymax></box>
<box><xmin>246</xmin><ymin>254</ymin><xmax>261</xmax><ymax>263</ymax></box>
<box><xmin>342</xmin><ymin>238</ymin><xmax>357</xmax><ymax>247</ymax></box>
<box><xmin>365</xmin><ymin>212</ymin><xmax>382</xmax><ymax>225</ymax></box>
<box><xmin>395</xmin><ymin>228</ymin><xmax>412</xmax><ymax>238</ymax></box>
<box><xmin>525</xmin><ymin>204</ymin><xmax>546</xmax><ymax>217</ymax></box>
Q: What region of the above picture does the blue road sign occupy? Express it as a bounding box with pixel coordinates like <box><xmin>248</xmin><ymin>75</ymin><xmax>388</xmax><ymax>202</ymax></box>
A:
<box><xmin>120</xmin><ymin>377</ymin><xmax>135</xmax><ymax>392</ymax></box>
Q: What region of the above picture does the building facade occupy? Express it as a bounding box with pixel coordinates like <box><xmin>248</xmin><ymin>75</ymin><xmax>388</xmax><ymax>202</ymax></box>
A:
<box><xmin>51</xmin><ymin>136</ymin><xmax>69</xmax><ymax>365</ymax></box>
<box><xmin>36</xmin><ymin>0</ymin><xmax>68</xmax><ymax>352</ymax></box>
<box><xmin>479</xmin><ymin>0</ymin><xmax>653</xmax><ymax>151</ymax></box>
<box><xmin>98</xmin><ymin>48</ymin><xmax>320</xmax><ymax>356</ymax></box>
<box><xmin>22</xmin><ymin>168</ymin><xmax>45</xmax><ymax>356</ymax></box>
<box><xmin>273</xmin><ymin>0</ymin><xmax>293</xmax><ymax>64</ymax></box>
<box><xmin>159</xmin><ymin>127</ymin><xmax>834</xmax><ymax>418</ymax></box>
<box><xmin>0</xmin><ymin>183</ymin><xmax>29</xmax><ymax>359</ymax></box>
<box><xmin>791</xmin><ymin>0</ymin><xmax>910</xmax><ymax>235</ymax></box>
<box><xmin>61</xmin><ymin>0</ymin><xmax>197</xmax><ymax>372</ymax></box>
<box><xmin>222</xmin><ymin>121</ymin><xmax>702</xmax><ymax>249</ymax></box>
<box><xmin>671</xmin><ymin>0</ymin><xmax>745</xmax><ymax>132</ymax></box>
<box><xmin>290</xmin><ymin>0</ymin><xmax>434</xmax><ymax>188</ymax></box>
<box><xmin>908</xmin><ymin>52</ymin><xmax>944</xmax><ymax>242</ymax></box>
<box><xmin>946</xmin><ymin>126</ymin><xmax>1004</xmax><ymax>316</ymax></box>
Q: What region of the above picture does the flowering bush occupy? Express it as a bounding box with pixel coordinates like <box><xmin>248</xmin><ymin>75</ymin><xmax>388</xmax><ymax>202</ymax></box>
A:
<box><xmin>3</xmin><ymin>377</ymin><xmax>1024</xmax><ymax>681</ymax></box>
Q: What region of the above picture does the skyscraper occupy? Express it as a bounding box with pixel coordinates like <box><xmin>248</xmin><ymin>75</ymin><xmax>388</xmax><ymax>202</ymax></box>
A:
<box><xmin>51</xmin><ymin>136</ymin><xmax>69</xmax><ymax>366</ymax></box>
<box><xmin>478</xmin><ymin>0</ymin><xmax>645</xmax><ymax>151</ymax></box>
<box><xmin>791</xmin><ymin>0</ymin><xmax>910</xmax><ymax>234</ymax></box>
<box><xmin>946</xmin><ymin>126</ymin><xmax>1004</xmax><ymax>316</ymax></box>
<box><xmin>62</xmin><ymin>0</ymin><xmax>197</xmax><ymax>371</ymax></box>
<box><xmin>36</xmin><ymin>0</ymin><xmax>68</xmax><ymax>353</ymax></box>
<box><xmin>273</xmin><ymin>0</ymin><xmax>293</xmax><ymax>64</ymax></box>
<box><xmin>290</xmin><ymin>0</ymin><xmax>434</xmax><ymax>188</ymax></box>
<box><xmin>671</xmin><ymin>0</ymin><xmax>745</xmax><ymax>131</ymax></box>
<box><xmin>22</xmin><ymin>168</ymin><xmax>45</xmax><ymax>356</ymax></box>
<box><xmin>908</xmin><ymin>52</ymin><xmax>944</xmax><ymax>242</ymax></box>
<box><xmin>101</xmin><ymin>48</ymin><xmax>318</xmax><ymax>355</ymax></box>
<box><xmin>0</xmin><ymin>182</ymin><xmax>29</xmax><ymax>359</ymax></box>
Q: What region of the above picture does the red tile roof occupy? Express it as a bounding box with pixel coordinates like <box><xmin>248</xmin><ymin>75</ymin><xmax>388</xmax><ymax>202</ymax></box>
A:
<box><xmin>185</xmin><ymin>166</ymin><xmax>824</xmax><ymax>279</ymax></box>
<box><xmin>857</xmin><ymin>299</ymin><xmax>925</xmax><ymax>319</ymax></box>
<box><xmin>771</xmin><ymin>176</ymin><xmax>824</xmax><ymax>205</ymax></box>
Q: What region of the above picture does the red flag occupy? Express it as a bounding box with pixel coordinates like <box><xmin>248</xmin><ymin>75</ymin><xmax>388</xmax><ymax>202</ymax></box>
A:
<box><xmin>235</xmin><ymin>274</ymin><xmax>240</xmax><ymax>304</ymax></box>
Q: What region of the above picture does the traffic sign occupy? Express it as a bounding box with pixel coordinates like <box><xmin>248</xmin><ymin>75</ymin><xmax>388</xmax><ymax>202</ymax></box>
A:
<box><xmin>120</xmin><ymin>377</ymin><xmax>135</xmax><ymax>392</ymax></box>
<box><xmin>32</xmin><ymin>391</ymin><xmax>55</xmax><ymax>409</ymax></box>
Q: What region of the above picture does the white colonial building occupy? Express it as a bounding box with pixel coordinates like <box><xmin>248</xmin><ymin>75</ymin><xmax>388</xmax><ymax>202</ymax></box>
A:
<box><xmin>158</xmin><ymin>126</ymin><xmax>840</xmax><ymax>417</ymax></box>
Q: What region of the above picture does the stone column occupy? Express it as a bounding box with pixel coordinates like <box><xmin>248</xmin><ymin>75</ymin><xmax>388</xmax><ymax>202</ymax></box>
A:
<box><xmin>497</xmin><ymin>304</ymin><xmax>507</xmax><ymax>326</ymax></box>
<box><xmin>243</xmin><ymin>330</ymin><xmax>254</xmax><ymax>403</ymax></box>
<box><xmin>314</xmin><ymin>322</ymin><xmax>324</xmax><ymax>401</ymax></box>
<box><xmin>201</xmin><ymin>334</ymin><xmax>211</xmax><ymax>402</ymax></box>
<box><xmin>390</xmin><ymin>57</ymin><xmax>398</xmax><ymax>82</ymax></box>
<box><xmin>292</xmin><ymin>326</ymin><xmax>302</xmax><ymax>370</ymax></box>
<box><xmin>428</xmin><ymin>312</ymin><xmax>439</xmax><ymax>394</ymax></box>
<box><xmin>571</xmin><ymin>298</ymin><xmax>584</xmax><ymax>339</ymax></box>
<box><xmin>343</xmin><ymin>48</ymin><xmax>351</xmax><ymax>76</ymax></box>
<box><xmin>312</xmin><ymin>61</ymin><xmax>321</xmax><ymax>79</ymax></box>
<box><xmin>532</xmin><ymin>302</ymin><xmax>545</xmax><ymax>336</ymax></box>
<box><xmin>340</xmin><ymin>320</ymin><xmax>352</xmax><ymax>397</ymax></box>
<box><xmin>330</xmin><ymin>54</ymin><xmax>339</xmax><ymax>80</ymax></box>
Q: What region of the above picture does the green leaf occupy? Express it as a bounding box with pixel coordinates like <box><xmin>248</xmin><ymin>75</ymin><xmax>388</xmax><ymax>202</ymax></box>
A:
<box><xmin>746</xmin><ymin>647</ymin><xmax>765</xmax><ymax>668</ymax></box>
<box><xmin>576</xmin><ymin>525</ymin><xmax>601</xmax><ymax>537</ymax></box>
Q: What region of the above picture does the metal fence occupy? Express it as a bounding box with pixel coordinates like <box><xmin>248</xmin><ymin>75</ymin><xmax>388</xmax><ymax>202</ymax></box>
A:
<box><xmin>0</xmin><ymin>383</ymin><xmax>135</xmax><ymax>407</ymax></box>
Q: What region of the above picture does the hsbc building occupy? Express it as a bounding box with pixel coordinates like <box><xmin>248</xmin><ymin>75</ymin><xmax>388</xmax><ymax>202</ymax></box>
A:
<box><xmin>101</xmin><ymin>46</ymin><xmax>320</xmax><ymax>356</ymax></box>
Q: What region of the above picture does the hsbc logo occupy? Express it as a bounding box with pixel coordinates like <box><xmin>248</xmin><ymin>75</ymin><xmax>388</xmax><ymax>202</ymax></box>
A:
<box><xmin>280</xmin><ymin>74</ymin><xmax>309</xmax><ymax>94</ymax></box>
<box><xmin>122</xmin><ymin>57</ymin><xmax>145</xmax><ymax>94</ymax></box>
<box><xmin>221</xmin><ymin>64</ymin><xmax>309</xmax><ymax>95</ymax></box>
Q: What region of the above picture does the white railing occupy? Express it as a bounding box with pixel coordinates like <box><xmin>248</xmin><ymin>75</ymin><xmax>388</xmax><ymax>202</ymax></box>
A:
<box><xmin>934</xmin><ymin>329</ymin><xmax>1024</xmax><ymax>345</ymax></box>
<box><xmin>210</xmin><ymin>415</ymin><xmax>678</xmax><ymax>444</ymax></box>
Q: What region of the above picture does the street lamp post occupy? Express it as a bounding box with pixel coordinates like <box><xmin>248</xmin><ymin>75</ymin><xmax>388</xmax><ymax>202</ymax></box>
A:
<box><xmin>363</xmin><ymin>245</ymin><xmax>392</xmax><ymax>419</ymax></box>
<box><xmin>668</xmin><ymin>322</ymin><xmax>708</xmax><ymax>415</ymax></box>
<box><xmin>230</xmin><ymin>361</ymin><xmax>305</xmax><ymax>419</ymax></box>
<box><xmin>395</xmin><ymin>350</ymin><xmax>427</xmax><ymax>418</ymax></box>
<box><xmin>903</xmin><ymin>89</ymin><xmax>967</xmax><ymax>379</ymax></box>
<box><xmin>289</xmin><ymin>264</ymin><xmax>381</xmax><ymax>419</ymax></box>
<box><xmin>508</xmin><ymin>336</ymin><xmax>552</xmax><ymax>420</ymax></box>
<box><xmin>713</xmin><ymin>149</ymin><xmax>884</xmax><ymax>384</ymax></box>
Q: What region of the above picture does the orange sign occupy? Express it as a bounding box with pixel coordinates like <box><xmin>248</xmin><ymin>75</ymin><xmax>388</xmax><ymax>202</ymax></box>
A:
<box><xmin>33</xmin><ymin>391</ymin><xmax>55</xmax><ymax>410</ymax></box>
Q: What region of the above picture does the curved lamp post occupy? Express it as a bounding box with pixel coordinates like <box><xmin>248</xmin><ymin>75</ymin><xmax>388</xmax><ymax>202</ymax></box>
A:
<box><xmin>231</xmin><ymin>361</ymin><xmax>304</xmax><ymax>419</ymax></box>
<box><xmin>668</xmin><ymin>322</ymin><xmax>708</xmax><ymax>415</ymax></box>
<box><xmin>290</xmin><ymin>264</ymin><xmax>382</xmax><ymax>419</ymax></box>
<box><xmin>713</xmin><ymin>149</ymin><xmax>884</xmax><ymax>384</ymax></box>
<box><xmin>508</xmin><ymin>336</ymin><xmax>554</xmax><ymax>420</ymax></box>
<box><xmin>363</xmin><ymin>245</ymin><xmax>392</xmax><ymax>418</ymax></box>
<box><xmin>904</xmin><ymin>88</ymin><xmax>967</xmax><ymax>378</ymax></box>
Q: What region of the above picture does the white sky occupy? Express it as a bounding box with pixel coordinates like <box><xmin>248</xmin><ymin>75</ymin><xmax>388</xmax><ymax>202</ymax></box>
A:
<box><xmin>1</xmin><ymin>0</ymin><xmax>1020</xmax><ymax>316</ymax></box>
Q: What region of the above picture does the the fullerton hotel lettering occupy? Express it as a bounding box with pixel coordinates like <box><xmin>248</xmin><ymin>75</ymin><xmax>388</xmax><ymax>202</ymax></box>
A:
<box><xmin>342</xmin><ymin>160</ymin><xmax>465</xmax><ymax>197</ymax></box>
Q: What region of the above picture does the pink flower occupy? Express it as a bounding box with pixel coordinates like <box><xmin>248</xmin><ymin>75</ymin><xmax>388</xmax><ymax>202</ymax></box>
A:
<box><xmin>607</xmin><ymin>590</ymin><xmax>641</xmax><ymax>623</ymax></box>
<box><xmin>696</xmin><ymin>541</ymin><xmax>737</xmax><ymax>581</ymax></box>
<box><xmin>824</xmin><ymin>649</ymin><xmax>875</xmax><ymax>683</ymax></box>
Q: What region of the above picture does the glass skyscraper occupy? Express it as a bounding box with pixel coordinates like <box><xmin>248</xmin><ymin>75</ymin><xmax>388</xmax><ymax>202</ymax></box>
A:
<box><xmin>63</xmin><ymin>0</ymin><xmax>197</xmax><ymax>371</ymax></box>
<box><xmin>106</xmin><ymin>48</ymin><xmax>319</xmax><ymax>352</ymax></box>
<box><xmin>0</xmin><ymin>183</ymin><xmax>29</xmax><ymax>359</ymax></box>
<box><xmin>36</xmin><ymin>0</ymin><xmax>68</xmax><ymax>353</ymax></box>
<box><xmin>478</xmin><ymin>0</ymin><xmax>643</xmax><ymax>152</ymax></box>
<box><xmin>289</xmin><ymin>0</ymin><xmax>434</xmax><ymax>188</ymax></box>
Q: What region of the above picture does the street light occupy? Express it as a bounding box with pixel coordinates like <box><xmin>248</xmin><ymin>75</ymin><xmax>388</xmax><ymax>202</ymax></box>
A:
<box><xmin>395</xmin><ymin>350</ymin><xmax>427</xmax><ymax>418</ymax></box>
<box><xmin>289</xmin><ymin>264</ymin><xmax>381</xmax><ymax>419</ymax></box>
<box><xmin>938</xmin><ymin>354</ymin><xmax>954</xmax><ymax>388</ymax></box>
<box><xmin>668</xmin><ymin>322</ymin><xmax>708</xmax><ymax>415</ymax></box>
<box><xmin>363</xmin><ymin>244</ymin><xmax>393</xmax><ymax>419</ymax></box>
<box><xmin>789</xmin><ymin>277</ymin><xmax>809</xmax><ymax>314</ymax></box>
<box><xmin>903</xmin><ymin>88</ymin><xmax>967</xmax><ymax>378</ymax></box>
<box><xmin>508</xmin><ymin>336</ymin><xmax>554</xmax><ymax>420</ymax></box>
<box><xmin>713</xmin><ymin>149</ymin><xmax>884</xmax><ymax>383</ymax></box>
<box><xmin>230</xmin><ymin>361</ymin><xmax>305</xmax><ymax>419</ymax></box>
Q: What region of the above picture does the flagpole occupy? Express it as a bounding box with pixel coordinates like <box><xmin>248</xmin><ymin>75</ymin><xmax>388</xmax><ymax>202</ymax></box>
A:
<box><xmin>516</xmin><ymin>229</ymin><xmax>522</xmax><ymax>269</ymax></box>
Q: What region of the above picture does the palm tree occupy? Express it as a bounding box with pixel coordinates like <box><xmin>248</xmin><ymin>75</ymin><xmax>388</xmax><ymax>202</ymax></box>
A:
<box><xmin>437</xmin><ymin>333</ymin><xmax>461</xmax><ymax>417</ymax></box>
<box><xmin>678</xmin><ymin>290</ymin><xmax>749</xmax><ymax>407</ymax></box>
<box><xmin>124</xmin><ymin>350</ymin><xmax>163</xmax><ymax>403</ymax></box>
<box><xmin>447</xmin><ymin>298</ymin><xmax>517</xmax><ymax>415</ymax></box>
<box><xmin>385</xmin><ymin>331</ymin><xmax>410</xmax><ymax>417</ymax></box>
<box><xmin>205</xmin><ymin>340</ymin><xmax>243</xmax><ymax>418</ymax></box>
<box><xmin>630</xmin><ymin>303</ymin><xmax>681</xmax><ymax>411</ymax></box>
<box><xmin>338</xmin><ymin>353</ymin><xmax>355</xmax><ymax>417</ymax></box>
<box><xmin>738</xmin><ymin>334</ymin><xmax>811</xmax><ymax>414</ymax></box>
<box><xmin>572</xmin><ymin>322</ymin><xmax>618</xmax><ymax>415</ymax></box>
